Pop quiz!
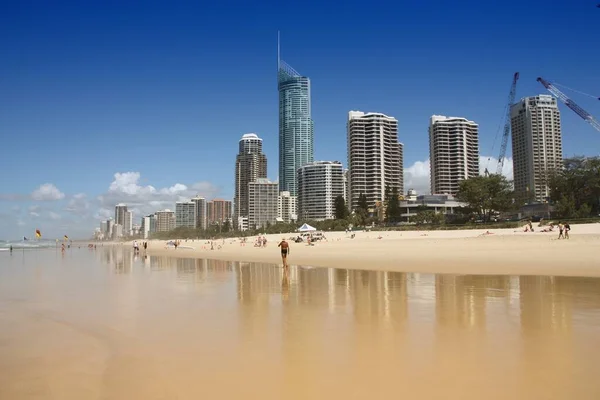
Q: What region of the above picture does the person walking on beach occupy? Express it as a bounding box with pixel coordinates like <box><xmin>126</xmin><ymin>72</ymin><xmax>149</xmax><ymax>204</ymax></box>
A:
<box><xmin>278</xmin><ymin>238</ymin><xmax>290</xmax><ymax>268</ymax></box>
<box><xmin>558</xmin><ymin>222</ymin><xmax>564</xmax><ymax>239</ymax></box>
<box><xmin>564</xmin><ymin>222</ymin><xmax>570</xmax><ymax>239</ymax></box>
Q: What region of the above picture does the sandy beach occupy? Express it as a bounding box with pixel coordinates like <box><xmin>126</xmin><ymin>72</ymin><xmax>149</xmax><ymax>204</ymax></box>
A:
<box><xmin>138</xmin><ymin>223</ymin><xmax>600</xmax><ymax>277</ymax></box>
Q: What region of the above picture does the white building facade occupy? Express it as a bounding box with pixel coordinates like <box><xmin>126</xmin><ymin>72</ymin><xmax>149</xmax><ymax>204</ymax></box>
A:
<box><xmin>297</xmin><ymin>161</ymin><xmax>344</xmax><ymax>221</ymax></box>
<box><xmin>510</xmin><ymin>95</ymin><xmax>563</xmax><ymax>203</ymax></box>
<box><xmin>429</xmin><ymin>115</ymin><xmax>479</xmax><ymax>196</ymax></box>
<box><xmin>347</xmin><ymin>111</ymin><xmax>404</xmax><ymax>211</ymax></box>
<box><xmin>278</xmin><ymin>191</ymin><xmax>297</xmax><ymax>223</ymax></box>
<box><xmin>191</xmin><ymin>196</ymin><xmax>207</xmax><ymax>230</ymax></box>
<box><xmin>248</xmin><ymin>178</ymin><xmax>279</xmax><ymax>229</ymax></box>
<box><xmin>155</xmin><ymin>210</ymin><xmax>176</xmax><ymax>232</ymax></box>
<box><xmin>175</xmin><ymin>201</ymin><xmax>197</xmax><ymax>228</ymax></box>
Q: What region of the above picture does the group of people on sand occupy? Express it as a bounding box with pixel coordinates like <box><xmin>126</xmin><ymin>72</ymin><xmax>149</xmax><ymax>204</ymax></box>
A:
<box><xmin>254</xmin><ymin>236</ymin><xmax>268</xmax><ymax>247</ymax></box>
<box><xmin>132</xmin><ymin>240</ymin><xmax>148</xmax><ymax>253</ymax></box>
<box><xmin>520</xmin><ymin>220</ymin><xmax>571</xmax><ymax>239</ymax></box>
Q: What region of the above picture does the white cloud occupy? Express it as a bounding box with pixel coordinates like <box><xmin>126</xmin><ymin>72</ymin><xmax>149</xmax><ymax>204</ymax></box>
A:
<box><xmin>96</xmin><ymin>171</ymin><xmax>221</xmax><ymax>220</ymax></box>
<box><xmin>404</xmin><ymin>156</ymin><xmax>514</xmax><ymax>195</ymax></box>
<box><xmin>49</xmin><ymin>211</ymin><xmax>61</xmax><ymax>220</ymax></box>
<box><xmin>404</xmin><ymin>159</ymin><xmax>431</xmax><ymax>195</ymax></box>
<box><xmin>31</xmin><ymin>183</ymin><xmax>65</xmax><ymax>201</ymax></box>
<box><xmin>29</xmin><ymin>212</ymin><xmax>40</xmax><ymax>217</ymax></box>
<box><xmin>65</xmin><ymin>193</ymin><xmax>90</xmax><ymax>216</ymax></box>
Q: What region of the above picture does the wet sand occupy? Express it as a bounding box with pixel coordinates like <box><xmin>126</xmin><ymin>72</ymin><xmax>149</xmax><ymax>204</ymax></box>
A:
<box><xmin>1</xmin><ymin>248</ymin><xmax>600</xmax><ymax>399</ymax></box>
<box><xmin>143</xmin><ymin>223</ymin><xmax>600</xmax><ymax>277</ymax></box>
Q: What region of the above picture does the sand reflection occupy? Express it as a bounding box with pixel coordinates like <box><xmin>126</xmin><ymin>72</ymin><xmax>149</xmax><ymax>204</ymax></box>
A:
<box><xmin>0</xmin><ymin>248</ymin><xmax>599</xmax><ymax>399</ymax></box>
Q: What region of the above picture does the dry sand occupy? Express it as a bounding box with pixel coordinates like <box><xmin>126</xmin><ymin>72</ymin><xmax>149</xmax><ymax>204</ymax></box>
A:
<box><xmin>139</xmin><ymin>223</ymin><xmax>600</xmax><ymax>277</ymax></box>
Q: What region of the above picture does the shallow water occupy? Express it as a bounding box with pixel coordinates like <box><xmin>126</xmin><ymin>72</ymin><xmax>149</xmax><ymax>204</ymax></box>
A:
<box><xmin>1</xmin><ymin>247</ymin><xmax>600</xmax><ymax>399</ymax></box>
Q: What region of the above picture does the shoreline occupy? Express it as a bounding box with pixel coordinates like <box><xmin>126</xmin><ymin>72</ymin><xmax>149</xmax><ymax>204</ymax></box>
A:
<box><xmin>140</xmin><ymin>224</ymin><xmax>600</xmax><ymax>278</ymax></box>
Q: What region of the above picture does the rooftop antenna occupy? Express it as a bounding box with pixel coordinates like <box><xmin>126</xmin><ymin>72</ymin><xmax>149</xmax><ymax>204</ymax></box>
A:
<box><xmin>277</xmin><ymin>31</ymin><xmax>280</xmax><ymax>71</ymax></box>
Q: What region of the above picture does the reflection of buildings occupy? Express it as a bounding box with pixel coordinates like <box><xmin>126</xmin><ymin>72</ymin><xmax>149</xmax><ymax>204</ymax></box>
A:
<box><xmin>519</xmin><ymin>276</ymin><xmax>572</xmax><ymax>331</ymax></box>
<box><xmin>434</xmin><ymin>275</ymin><xmax>492</xmax><ymax>329</ymax></box>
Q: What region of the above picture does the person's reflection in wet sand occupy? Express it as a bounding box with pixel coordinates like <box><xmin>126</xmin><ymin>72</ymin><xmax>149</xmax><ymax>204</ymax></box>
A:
<box><xmin>281</xmin><ymin>268</ymin><xmax>290</xmax><ymax>301</ymax></box>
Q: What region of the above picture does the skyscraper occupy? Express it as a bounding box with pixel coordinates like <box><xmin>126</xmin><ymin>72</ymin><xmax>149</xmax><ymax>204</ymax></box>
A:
<box><xmin>191</xmin><ymin>196</ymin><xmax>207</xmax><ymax>230</ymax></box>
<box><xmin>207</xmin><ymin>199</ymin><xmax>232</xmax><ymax>225</ymax></box>
<box><xmin>297</xmin><ymin>161</ymin><xmax>344</xmax><ymax>220</ymax></box>
<box><xmin>248</xmin><ymin>178</ymin><xmax>279</xmax><ymax>229</ymax></box>
<box><xmin>115</xmin><ymin>204</ymin><xmax>127</xmax><ymax>227</ymax></box>
<box><xmin>234</xmin><ymin>133</ymin><xmax>267</xmax><ymax>220</ymax></box>
<box><xmin>124</xmin><ymin>210</ymin><xmax>133</xmax><ymax>235</ymax></box>
<box><xmin>510</xmin><ymin>95</ymin><xmax>563</xmax><ymax>203</ymax></box>
<box><xmin>278</xmin><ymin>191</ymin><xmax>297</xmax><ymax>223</ymax></box>
<box><xmin>155</xmin><ymin>210</ymin><xmax>175</xmax><ymax>232</ymax></box>
<box><xmin>175</xmin><ymin>201</ymin><xmax>196</xmax><ymax>228</ymax></box>
<box><xmin>429</xmin><ymin>115</ymin><xmax>480</xmax><ymax>195</ymax></box>
<box><xmin>347</xmin><ymin>111</ymin><xmax>404</xmax><ymax>211</ymax></box>
<box><xmin>278</xmin><ymin>40</ymin><xmax>314</xmax><ymax>196</ymax></box>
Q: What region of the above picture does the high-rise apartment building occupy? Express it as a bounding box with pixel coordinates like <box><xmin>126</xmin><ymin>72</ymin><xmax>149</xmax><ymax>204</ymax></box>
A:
<box><xmin>105</xmin><ymin>218</ymin><xmax>114</xmax><ymax>238</ymax></box>
<box><xmin>155</xmin><ymin>210</ymin><xmax>175</xmax><ymax>232</ymax></box>
<box><xmin>297</xmin><ymin>161</ymin><xmax>344</xmax><ymax>220</ymax></box>
<box><xmin>207</xmin><ymin>199</ymin><xmax>232</xmax><ymax>225</ymax></box>
<box><xmin>429</xmin><ymin>115</ymin><xmax>480</xmax><ymax>195</ymax></box>
<box><xmin>175</xmin><ymin>201</ymin><xmax>196</xmax><ymax>228</ymax></box>
<box><xmin>510</xmin><ymin>95</ymin><xmax>563</xmax><ymax>203</ymax></box>
<box><xmin>124</xmin><ymin>211</ymin><xmax>133</xmax><ymax>235</ymax></box>
<box><xmin>278</xmin><ymin>50</ymin><xmax>314</xmax><ymax>196</ymax></box>
<box><xmin>115</xmin><ymin>204</ymin><xmax>127</xmax><ymax>228</ymax></box>
<box><xmin>248</xmin><ymin>178</ymin><xmax>279</xmax><ymax>229</ymax></box>
<box><xmin>191</xmin><ymin>196</ymin><xmax>207</xmax><ymax>230</ymax></box>
<box><xmin>234</xmin><ymin>133</ymin><xmax>267</xmax><ymax>220</ymax></box>
<box><xmin>343</xmin><ymin>169</ymin><xmax>349</xmax><ymax>204</ymax></box>
<box><xmin>278</xmin><ymin>191</ymin><xmax>297</xmax><ymax>223</ymax></box>
<box><xmin>347</xmin><ymin>111</ymin><xmax>404</xmax><ymax>211</ymax></box>
<box><xmin>141</xmin><ymin>215</ymin><xmax>153</xmax><ymax>239</ymax></box>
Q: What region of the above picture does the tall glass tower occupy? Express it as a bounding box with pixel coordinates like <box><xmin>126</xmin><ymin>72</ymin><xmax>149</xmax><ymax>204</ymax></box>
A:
<box><xmin>278</xmin><ymin>41</ymin><xmax>314</xmax><ymax>196</ymax></box>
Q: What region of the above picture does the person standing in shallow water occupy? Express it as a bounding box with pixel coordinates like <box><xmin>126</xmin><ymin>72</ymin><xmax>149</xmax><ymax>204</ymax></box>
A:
<box><xmin>278</xmin><ymin>238</ymin><xmax>290</xmax><ymax>268</ymax></box>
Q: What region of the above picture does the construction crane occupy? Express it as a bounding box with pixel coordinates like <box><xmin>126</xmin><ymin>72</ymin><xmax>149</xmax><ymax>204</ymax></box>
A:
<box><xmin>496</xmin><ymin>72</ymin><xmax>520</xmax><ymax>175</ymax></box>
<box><xmin>537</xmin><ymin>77</ymin><xmax>600</xmax><ymax>132</ymax></box>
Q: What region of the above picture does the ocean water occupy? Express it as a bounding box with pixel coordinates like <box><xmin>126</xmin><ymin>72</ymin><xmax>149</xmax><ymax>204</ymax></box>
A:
<box><xmin>0</xmin><ymin>239</ymin><xmax>61</xmax><ymax>250</ymax></box>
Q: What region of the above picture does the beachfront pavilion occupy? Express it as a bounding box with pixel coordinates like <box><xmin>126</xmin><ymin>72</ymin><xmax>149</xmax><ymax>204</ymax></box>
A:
<box><xmin>395</xmin><ymin>194</ymin><xmax>466</xmax><ymax>223</ymax></box>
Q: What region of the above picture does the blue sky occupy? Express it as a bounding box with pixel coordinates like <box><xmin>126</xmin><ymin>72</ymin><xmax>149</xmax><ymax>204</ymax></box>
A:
<box><xmin>1</xmin><ymin>0</ymin><xmax>599</xmax><ymax>239</ymax></box>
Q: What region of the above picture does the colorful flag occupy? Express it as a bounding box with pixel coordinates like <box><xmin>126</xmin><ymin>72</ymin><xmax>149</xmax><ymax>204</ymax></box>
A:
<box><xmin>35</xmin><ymin>229</ymin><xmax>41</xmax><ymax>238</ymax></box>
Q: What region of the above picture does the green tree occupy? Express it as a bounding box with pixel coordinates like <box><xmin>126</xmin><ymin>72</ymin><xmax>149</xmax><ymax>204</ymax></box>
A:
<box><xmin>385</xmin><ymin>186</ymin><xmax>401</xmax><ymax>224</ymax></box>
<box><xmin>334</xmin><ymin>195</ymin><xmax>349</xmax><ymax>220</ymax></box>
<box><xmin>455</xmin><ymin>174</ymin><xmax>515</xmax><ymax>222</ymax></box>
<box><xmin>354</xmin><ymin>193</ymin><xmax>369</xmax><ymax>226</ymax></box>
<box><xmin>549</xmin><ymin>156</ymin><xmax>600</xmax><ymax>218</ymax></box>
<box><xmin>222</xmin><ymin>219</ymin><xmax>231</xmax><ymax>233</ymax></box>
<box><xmin>414</xmin><ymin>210</ymin><xmax>444</xmax><ymax>225</ymax></box>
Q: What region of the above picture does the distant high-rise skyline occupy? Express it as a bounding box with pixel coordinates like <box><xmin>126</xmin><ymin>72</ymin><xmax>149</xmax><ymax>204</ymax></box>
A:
<box><xmin>347</xmin><ymin>111</ymin><xmax>404</xmax><ymax>210</ymax></box>
<box><xmin>429</xmin><ymin>115</ymin><xmax>480</xmax><ymax>196</ymax></box>
<box><xmin>278</xmin><ymin>37</ymin><xmax>314</xmax><ymax>196</ymax></box>
<box><xmin>510</xmin><ymin>95</ymin><xmax>563</xmax><ymax>203</ymax></box>
<box><xmin>234</xmin><ymin>133</ymin><xmax>267</xmax><ymax>221</ymax></box>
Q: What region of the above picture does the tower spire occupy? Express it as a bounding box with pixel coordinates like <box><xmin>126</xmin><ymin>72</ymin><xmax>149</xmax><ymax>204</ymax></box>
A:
<box><xmin>277</xmin><ymin>31</ymin><xmax>280</xmax><ymax>71</ymax></box>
